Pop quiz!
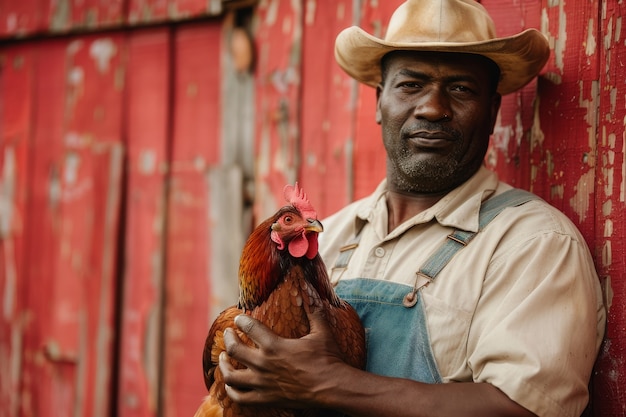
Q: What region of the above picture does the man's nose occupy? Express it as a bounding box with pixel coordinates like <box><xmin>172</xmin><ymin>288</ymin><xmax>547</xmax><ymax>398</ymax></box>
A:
<box><xmin>412</xmin><ymin>88</ymin><xmax>451</xmax><ymax>121</ymax></box>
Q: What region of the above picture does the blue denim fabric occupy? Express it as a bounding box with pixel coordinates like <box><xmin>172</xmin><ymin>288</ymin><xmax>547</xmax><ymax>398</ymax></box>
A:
<box><xmin>335</xmin><ymin>278</ymin><xmax>442</xmax><ymax>383</ymax></box>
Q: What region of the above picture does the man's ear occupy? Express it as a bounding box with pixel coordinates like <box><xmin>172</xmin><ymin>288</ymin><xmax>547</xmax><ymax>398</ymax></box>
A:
<box><xmin>375</xmin><ymin>84</ymin><xmax>383</xmax><ymax>125</ymax></box>
<box><xmin>489</xmin><ymin>93</ymin><xmax>502</xmax><ymax>134</ymax></box>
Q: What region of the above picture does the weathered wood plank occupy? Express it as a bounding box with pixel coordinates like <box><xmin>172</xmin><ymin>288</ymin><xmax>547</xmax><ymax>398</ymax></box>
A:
<box><xmin>351</xmin><ymin>0</ymin><xmax>401</xmax><ymax>201</ymax></box>
<box><xmin>162</xmin><ymin>22</ymin><xmax>221</xmax><ymax>417</ymax></box>
<box><xmin>251</xmin><ymin>0</ymin><xmax>303</xmax><ymax>221</ymax></box>
<box><xmin>300</xmin><ymin>0</ymin><xmax>355</xmax><ymax>218</ymax></box>
<box><xmin>18</xmin><ymin>39</ymin><xmax>70</xmax><ymax>417</ymax></box>
<box><xmin>118</xmin><ymin>28</ymin><xmax>171</xmax><ymax>417</ymax></box>
<box><xmin>15</xmin><ymin>33</ymin><xmax>125</xmax><ymax>417</ymax></box>
<box><xmin>591</xmin><ymin>1</ymin><xmax>626</xmax><ymax>416</ymax></box>
<box><xmin>483</xmin><ymin>0</ymin><xmax>543</xmax><ymax>189</ymax></box>
<box><xmin>0</xmin><ymin>42</ymin><xmax>35</xmax><ymax>417</ymax></box>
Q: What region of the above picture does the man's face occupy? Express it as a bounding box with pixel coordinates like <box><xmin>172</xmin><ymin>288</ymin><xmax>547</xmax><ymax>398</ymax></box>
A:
<box><xmin>376</xmin><ymin>51</ymin><xmax>502</xmax><ymax>194</ymax></box>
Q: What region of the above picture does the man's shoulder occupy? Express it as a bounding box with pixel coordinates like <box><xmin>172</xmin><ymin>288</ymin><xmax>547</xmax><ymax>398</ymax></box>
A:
<box><xmin>488</xmin><ymin>188</ymin><xmax>588</xmax><ymax>245</ymax></box>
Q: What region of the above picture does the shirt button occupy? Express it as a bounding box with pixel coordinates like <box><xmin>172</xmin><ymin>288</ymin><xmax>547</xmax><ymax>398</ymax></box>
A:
<box><xmin>374</xmin><ymin>247</ymin><xmax>385</xmax><ymax>257</ymax></box>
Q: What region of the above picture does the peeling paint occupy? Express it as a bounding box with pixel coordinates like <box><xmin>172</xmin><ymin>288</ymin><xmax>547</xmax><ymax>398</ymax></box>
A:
<box><xmin>601</xmin><ymin>239</ymin><xmax>612</xmax><ymax>269</ymax></box>
<box><xmin>139</xmin><ymin>149</ymin><xmax>158</xmax><ymax>175</ymax></box>
<box><xmin>0</xmin><ymin>146</ymin><xmax>16</xmax><ymax>239</ymax></box>
<box><xmin>585</xmin><ymin>18</ymin><xmax>597</xmax><ymax>56</ymax></box>
<box><xmin>569</xmin><ymin>169</ymin><xmax>594</xmax><ymax>223</ymax></box>
<box><xmin>50</xmin><ymin>0</ymin><xmax>71</xmax><ymax>32</ymax></box>
<box><xmin>89</xmin><ymin>38</ymin><xmax>117</xmax><ymax>74</ymax></box>
<box><xmin>305</xmin><ymin>0</ymin><xmax>316</xmax><ymax>25</ymax></box>
<box><xmin>336</xmin><ymin>2</ymin><xmax>346</xmax><ymax>21</ymax></box>
<box><xmin>604</xmin><ymin>16</ymin><xmax>614</xmax><ymax>50</ymax></box>
<box><xmin>608</xmin><ymin>87</ymin><xmax>617</xmax><ymax>119</ymax></box>
<box><xmin>529</xmin><ymin>96</ymin><xmax>545</xmax><ymax>152</ymax></box>
<box><xmin>550</xmin><ymin>184</ymin><xmax>564</xmax><ymax>200</ymax></box>
<box><xmin>542</xmin><ymin>1</ymin><xmax>567</xmax><ymax>72</ymax></box>
<box><xmin>1</xmin><ymin>148</ymin><xmax>17</xmax><ymax>322</ymax></box>
<box><xmin>579</xmin><ymin>80</ymin><xmax>599</xmax><ymax>167</ymax></box>
<box><xmin>264</xmin><ymin>0</ymin><xmax>279</xmax><ymax>25</ymax></box>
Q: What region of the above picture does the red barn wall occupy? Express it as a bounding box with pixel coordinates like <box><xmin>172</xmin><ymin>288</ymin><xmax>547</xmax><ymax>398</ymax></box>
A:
<box><xmin>0</xmin><ymin>1</ymin><xmax>623</xmax><ymax>416</ymax></box>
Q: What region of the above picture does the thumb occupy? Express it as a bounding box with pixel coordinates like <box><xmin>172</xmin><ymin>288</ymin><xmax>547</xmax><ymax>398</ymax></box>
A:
<box><xmin>234</xmin><ymin>314</ymin><xmax>277</xmax><ymax>347</ymax></box>
<box><xmin>304</xmin><ymin>305</ymin><xmax>334</xmax><ymax>337</ymax></box>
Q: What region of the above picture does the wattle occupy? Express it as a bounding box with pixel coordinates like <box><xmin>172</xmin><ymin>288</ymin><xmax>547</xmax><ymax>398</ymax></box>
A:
<box><xmin>288</xmin><ymin>231</ymin><xmax>318</xmax><ymax>259</ymax></box>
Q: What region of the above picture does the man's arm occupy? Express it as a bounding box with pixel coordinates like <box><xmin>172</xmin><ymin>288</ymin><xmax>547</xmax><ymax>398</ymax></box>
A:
<box><xmin>219</xmin><ymin>311</ymin><xmax>536</xmax><ymax>417</ymax></box>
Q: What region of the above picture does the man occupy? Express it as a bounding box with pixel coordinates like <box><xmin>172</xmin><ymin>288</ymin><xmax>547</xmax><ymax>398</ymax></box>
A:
<box><xmin>218</xmin><ymin>0</ymin><xmax>606</xmax><ymax>416</ymax></box>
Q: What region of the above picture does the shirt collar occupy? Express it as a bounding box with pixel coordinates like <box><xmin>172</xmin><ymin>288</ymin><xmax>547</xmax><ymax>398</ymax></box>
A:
<box><xmin>353</xmin><ymin>166</ymin><xmax>500</xmax><ymax>235</ymax></box>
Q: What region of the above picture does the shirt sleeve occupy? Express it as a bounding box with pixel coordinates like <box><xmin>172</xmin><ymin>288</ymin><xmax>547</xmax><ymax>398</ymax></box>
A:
<box><xmin>467</xmin><ymin>226</ymin><xmax>605</xmax><ymax>417</ymax></box>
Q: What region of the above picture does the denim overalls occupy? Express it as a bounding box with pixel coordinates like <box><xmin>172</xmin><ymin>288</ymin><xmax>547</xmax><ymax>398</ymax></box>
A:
<box><xmin>331</xmin><ymin>189</ymin><xmax>537</xmax><ymax>383</ymax></box>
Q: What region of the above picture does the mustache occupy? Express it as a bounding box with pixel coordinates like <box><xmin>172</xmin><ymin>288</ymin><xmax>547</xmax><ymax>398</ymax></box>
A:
<box><xmin>402</xmin><ymin>122</ymin><xmax>462</xmax><ymax>141</ymax></box>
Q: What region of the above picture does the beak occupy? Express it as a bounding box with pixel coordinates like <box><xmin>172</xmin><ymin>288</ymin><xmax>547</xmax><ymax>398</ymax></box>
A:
<box><xmin>305</xmin><ymin>219</ymin><xmax>323</xmax><ymax>233</ymax></box>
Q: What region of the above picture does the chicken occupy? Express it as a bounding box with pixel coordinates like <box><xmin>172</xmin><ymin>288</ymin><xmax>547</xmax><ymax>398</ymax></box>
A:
<box><xmin>194</xmin><ymin>183</ymin><xmax>366</xmax><ymax>417</ymax></box>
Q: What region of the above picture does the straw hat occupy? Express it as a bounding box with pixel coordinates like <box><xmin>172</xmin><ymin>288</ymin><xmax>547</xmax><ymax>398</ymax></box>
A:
<box><xmin>334</xmin><ymin>0</ymin><xmax>550</xmax><ymax>95</ymax></box>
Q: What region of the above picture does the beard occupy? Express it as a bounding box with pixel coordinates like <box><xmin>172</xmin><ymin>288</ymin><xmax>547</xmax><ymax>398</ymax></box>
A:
<box><xmin>388</xmin><ymin>150</ymin><xmax>460</xmax><ymax>193</ymax></box>
<box><xmin>383</xmin><ymin>123</ymin><xmax>485</xmax><ymax>194</ymax></box>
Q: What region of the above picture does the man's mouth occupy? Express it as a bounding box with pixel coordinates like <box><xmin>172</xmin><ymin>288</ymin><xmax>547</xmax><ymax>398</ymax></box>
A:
<box><xmin>406</xmin><ymin>131</ymin><xmax>455</xmax><ymax>149</ymax></box>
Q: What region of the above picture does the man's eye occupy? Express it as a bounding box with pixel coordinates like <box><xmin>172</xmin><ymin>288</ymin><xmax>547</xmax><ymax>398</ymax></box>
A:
<box><xmin>451</xmin><ymin>85</ymin><xmax>473</xmax><ymax>93</ymax></box>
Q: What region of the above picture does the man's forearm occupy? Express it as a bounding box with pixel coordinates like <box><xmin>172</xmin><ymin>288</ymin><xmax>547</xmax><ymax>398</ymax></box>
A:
<box><xmin>317</xmin><ymin>363</ymin><xmax>537</xmax><ymax>417</ymax></box>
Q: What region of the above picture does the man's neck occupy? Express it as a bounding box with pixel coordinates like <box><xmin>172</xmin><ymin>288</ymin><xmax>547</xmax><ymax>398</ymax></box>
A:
<box><xmin>385</xmin><ymin>189</ymin><xmax>446</xmax><ymax>232</ymax></box>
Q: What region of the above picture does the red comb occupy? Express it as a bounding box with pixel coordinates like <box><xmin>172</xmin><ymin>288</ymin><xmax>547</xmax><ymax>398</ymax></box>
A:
<box><xmin>283</xmin><ymin>183</ymin><xmax>317</xmax><ymax>220</ymax></box>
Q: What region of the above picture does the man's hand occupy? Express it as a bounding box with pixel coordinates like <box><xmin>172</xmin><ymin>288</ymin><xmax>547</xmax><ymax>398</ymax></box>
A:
<box><xmin>219</xmin><ymin>310</ymin><xmax>537</xmax><ymax>417</ymax></box>
<box><xmin>219</xmin><ymin>308</ymin><xmax>345</xmax><ymax>408</ymax></box>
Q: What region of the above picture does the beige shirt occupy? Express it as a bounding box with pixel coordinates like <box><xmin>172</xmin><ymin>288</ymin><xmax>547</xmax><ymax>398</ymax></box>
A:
<box><xmin>319</xmin><ymin>167</ymin><xmax>606</xmax><ymax>417</ymax></box>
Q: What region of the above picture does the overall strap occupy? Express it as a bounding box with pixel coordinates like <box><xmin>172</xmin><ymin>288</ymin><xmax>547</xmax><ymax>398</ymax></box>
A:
<box><xmin>331</xmin><ymin>188</ymin><xmax>539</xmax><ymax>297</ymax></box>
<box><xmin>418</xmin><ymin>188</ymin><xmax>538</xmax><ymax>280</ymax></box>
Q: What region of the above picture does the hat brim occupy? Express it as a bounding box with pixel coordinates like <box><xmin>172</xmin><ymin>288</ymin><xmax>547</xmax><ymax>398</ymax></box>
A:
<box><xmin>335</xmin><ymin>26</ymin><xmax>550</xmax><ymax>95</ymax></box>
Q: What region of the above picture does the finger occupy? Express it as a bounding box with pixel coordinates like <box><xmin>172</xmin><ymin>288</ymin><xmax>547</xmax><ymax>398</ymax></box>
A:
<box><xmin>233</xmin><ymin>314</ymin><xmax>277</xmax><ymax>348</ymax></box>
<box><xmin>223</xmin><ymin>327</ymin><xmax>255</xmax><ymax>362</ymax></box>
<box><xmin>219</xmin><ymin>351</ymin><xmax>255</xmax><ymax>390</ymax></box>
<box><xmin>224</xmin><ymin>382</ymin><xmax>268</xmax><ymax>405</ymax></box>
<box><xmin>220</xmin><ymin>352</ymin><xmax>279</xmax><ymax>406</ymax></box>
<box><xmin>304</xmin><ymin>306</ymin><xmax>332</xmax><ymax>335</ymax></box>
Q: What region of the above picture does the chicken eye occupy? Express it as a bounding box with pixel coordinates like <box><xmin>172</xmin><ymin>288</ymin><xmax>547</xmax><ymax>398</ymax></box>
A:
<box><xmin>284</xmin><ymin>215</ymin><xmax>293</xmax><ymax>224</ymax></box>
